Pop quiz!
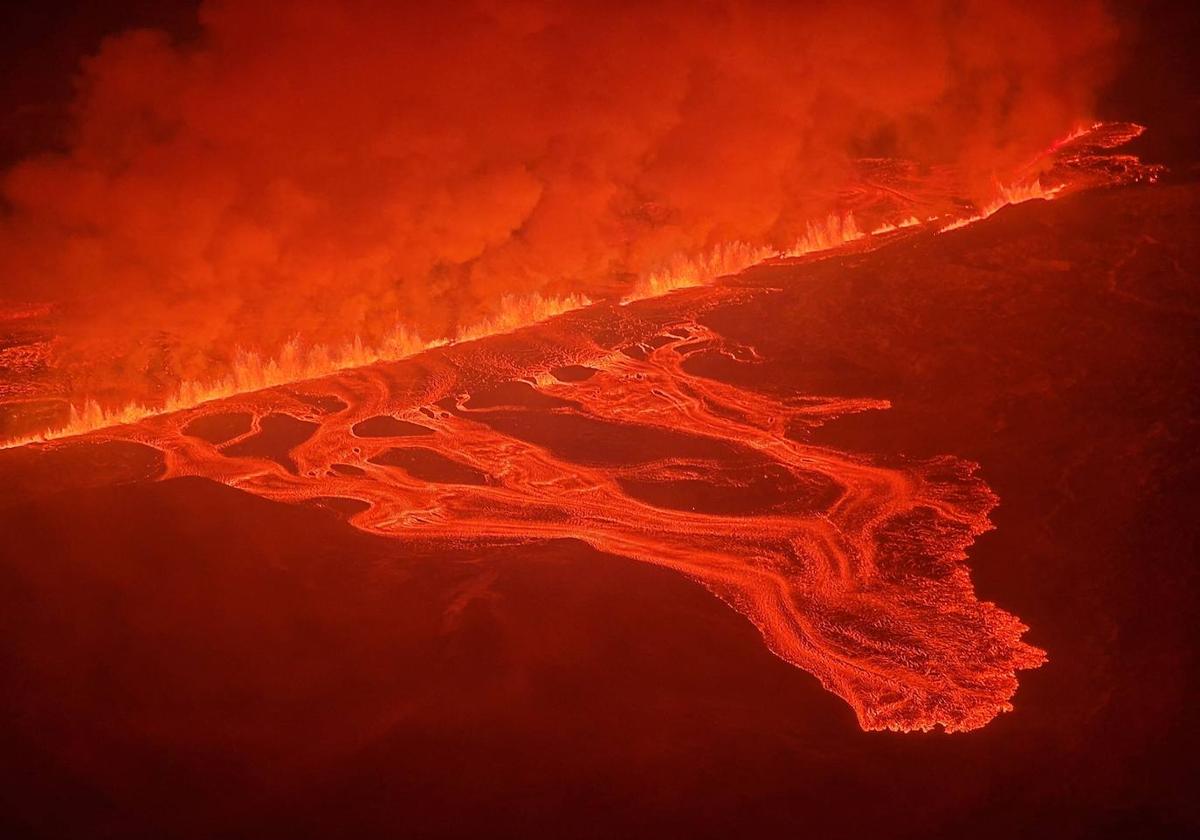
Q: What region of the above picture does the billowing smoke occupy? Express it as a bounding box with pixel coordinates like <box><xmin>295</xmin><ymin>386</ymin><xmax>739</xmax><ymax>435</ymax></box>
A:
<box><xmin>0</xmin><ymin>0</ymin><xmax>1116</xmax><ymax>403</ymax></box>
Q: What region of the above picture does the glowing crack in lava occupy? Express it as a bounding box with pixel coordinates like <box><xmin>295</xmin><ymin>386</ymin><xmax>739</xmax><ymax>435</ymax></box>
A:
<box><xmin>71</xmin><ymin>287</ymin><xmax>1040</xmax><ymax>734</ymax></box>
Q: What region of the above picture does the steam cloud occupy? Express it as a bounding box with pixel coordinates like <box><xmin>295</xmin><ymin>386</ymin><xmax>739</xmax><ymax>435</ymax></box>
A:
<box><xmin>0</xmin><ymin>0</ymin><xmax>1116</xmax><ymax>399</ymax></box>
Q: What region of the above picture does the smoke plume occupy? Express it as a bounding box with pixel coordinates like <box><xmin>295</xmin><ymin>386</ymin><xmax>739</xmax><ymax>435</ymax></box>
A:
<box><xmin>0</xmin><ymin>0</ymin><xmax>1117</xmax><ymax>404</ymax></box>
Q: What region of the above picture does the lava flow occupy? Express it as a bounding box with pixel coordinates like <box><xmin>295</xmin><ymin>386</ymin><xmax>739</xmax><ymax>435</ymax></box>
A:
<box><xmin>64</xmin><ymin>283</ymin><xmax>1038</xmax><ymax>734</ymax></box>
<box><xmin>1</xmin><ymin>120</ymin><xmax>1167</xmax><ymax>733</ymax></box>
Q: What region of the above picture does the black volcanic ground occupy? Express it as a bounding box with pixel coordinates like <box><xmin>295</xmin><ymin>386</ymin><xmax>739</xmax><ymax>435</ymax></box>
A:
<box><xmin>1</xmin><ymin>184</ymin><xmax>1198</xmax><ymax>839</ymax></box>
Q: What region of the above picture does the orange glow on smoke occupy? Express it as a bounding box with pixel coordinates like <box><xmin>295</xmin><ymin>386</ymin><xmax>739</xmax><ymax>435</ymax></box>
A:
<box><xmin>0</xmin><ymin>0</ymin><xmax>1126</xmax><ymax>445</ymax></box>
<box><xmin>3</xmin><ymin>117</ymin><xmax>1147</xmax><ymax>450</ymax></box>
<box><xmin>0</xmin><ymin>209</ymin><xmax>932</xmax><ymax>447</ymax></box>
<box><xmin>0</xmin><ymin>116</ymin><xmax>1162</xmax><ymax>733</ymax></box>
<box><xmin>0</xmin><ymin>202</ymin><xmax>1027</xmax><ymax>447</ymax></box>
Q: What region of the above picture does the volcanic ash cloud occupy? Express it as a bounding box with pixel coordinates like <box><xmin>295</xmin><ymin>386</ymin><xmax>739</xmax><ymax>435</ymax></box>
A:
<box><xmin>0</xmin><ymin>0</ymin><xmax>1117</xmax><ymax>400</ymax></box>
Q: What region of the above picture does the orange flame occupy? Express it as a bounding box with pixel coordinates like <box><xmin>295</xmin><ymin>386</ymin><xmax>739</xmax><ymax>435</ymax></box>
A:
<box><xmin>2</xmin><ymin>292</ymin><xmax>592</xmax><ymax>448</ymax></box>
<box><xmin>870</xmin><ymin>216</ymin><xmax>922</xmax><ymax>235</ymax></box>
<box><xmin>3</xmin><ymin>164</ymin><xmax>1089</xmax><ymax>451</ymax></box>
<box><xmin>783</xmin><ymin>212</ymin><xmax>864</xmax><ymax>256</ymax></box>
<box><xmin>621</xmin><ymin>241</ymin><xmax>778</xmax><ymax>303</ymax></box>
<box><xmin>939</xmin><ymin>178</ymin><xmax>1064</xmax><ymax>232</ymax></box>
<box><xmin>621</xmin><ymin>212</ymin><xmax>871</xmax><ymax>305</ymax></box>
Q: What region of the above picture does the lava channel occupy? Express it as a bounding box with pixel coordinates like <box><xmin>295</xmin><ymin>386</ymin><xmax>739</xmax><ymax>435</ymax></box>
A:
<box><xmin>73</xmin><ymin>287</ymin><xmax>1047</xmax><ymax>733</ymax></box>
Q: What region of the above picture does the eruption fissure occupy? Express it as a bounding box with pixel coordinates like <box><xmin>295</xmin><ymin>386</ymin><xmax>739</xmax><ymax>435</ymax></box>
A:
<box><xmin>0</xmin><ymin>210</ymin><xmax>922</xmax><ymax>447</ymax></box>
<box><xmin>1</xmin><ymin>118</ymin><xmax>1131</xmax><ymax>452</ymax></box>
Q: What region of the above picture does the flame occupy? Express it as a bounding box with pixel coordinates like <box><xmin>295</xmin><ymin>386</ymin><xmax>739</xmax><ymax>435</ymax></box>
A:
<box><xmin>621</xmin><ymin>241</ymin><xmax>778</xmax><ymax>303</ymax></box>
<box><xmin>2</xmin><ymin>292</ymin><xmax>591</xmax><ymax>448</ymax></box>
<box><xmin>1044</xmin><ymin>120</ymin><xmax>1104</xmax><ymax>155</ymax></box>
<box><xmin>7</xmin><ymin>115</ymin><xmax>1137</xmax><ymax>451</ymax></box>
<box><xmin>783</xmin><ymin>212</ymin><xmax>864</xmax><ymax>256</ymax></box>
<box><xmin>0</xmin><ymin>204</ymin><xmax>1038</xmax><ymax>450</ymax></box>
<box><xmin>452</xmin><ymin>292</ymin><xmax>593</xmax><ymax>343</ymax></box>
<box><xmin>939</xmin><ymin>178</ymin><xmax>1064</xmax><ymax>232</ymax></box>
<box><xmin>621</xmin><ymin>212</ymin><xmax>873</xmax><ymax>305</ymax></box>
<box><xmin>10</xmin><ymin>210</ymin><xmax>861</xmax><ymax>449</ymax></box>
<box><xmin>870</xmin><ymin>216</ymin><xmax>922</xmax><ymax>235</ymax></box>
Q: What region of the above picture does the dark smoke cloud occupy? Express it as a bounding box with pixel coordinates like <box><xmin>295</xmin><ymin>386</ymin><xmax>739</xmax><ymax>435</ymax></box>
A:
<box><xmin>0</xmin><ymin>0</ymin><xmax>1117</xmax><ymax>395</ymax></box>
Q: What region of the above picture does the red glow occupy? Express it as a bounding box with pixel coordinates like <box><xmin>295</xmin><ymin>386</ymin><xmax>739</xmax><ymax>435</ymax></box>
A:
<box><xmin>0</xmin><ymin>0</ymin><xmax>1177</xmax><ymax>738</ymax></box>
<box><xmin>2</xmin><ymin>121</ymin><xmax>1159</xmax><ymax>449</ymax></box>
<box><xmin>64</xmin><ymin>294</ymin><xmax>1039</xmax><ymax>733</ymax></box>
<box><xmin>5</xmin><ymin>119</ymin><xmax>1156</xmax><ymax>733</ymax></box>
<box><xmin>2</xmin><ymin>2</ymin><xmax>1198</xmax><ymax>834</ymax></box>
<box><xmin>0</xmin><ymin>0</ymin><xmax>1128</xmax><ymax>446</ymax></box>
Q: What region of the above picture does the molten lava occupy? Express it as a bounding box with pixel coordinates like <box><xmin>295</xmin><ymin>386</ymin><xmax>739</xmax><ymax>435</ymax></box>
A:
<box><xmin>59</xmin><ymin>290</ymin><xmax>1041</xmax><ymax>733</ymax></box>
<box><xmin>0</xmin><ymin>121</ymin><xmax>1165</xmax><ymax>733</ymax></box>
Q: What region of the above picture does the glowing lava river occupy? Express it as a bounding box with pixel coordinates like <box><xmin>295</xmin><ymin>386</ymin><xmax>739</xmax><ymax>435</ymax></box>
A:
<box><xmin>2</xmin><ymin>123</ymin><xmax>1167</xmax><ymax>734</ymax></box>
<box><xmin>18</xmin><ymin>285</ymin><xmax>1039</xmax><ymax>733</ymax></box>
